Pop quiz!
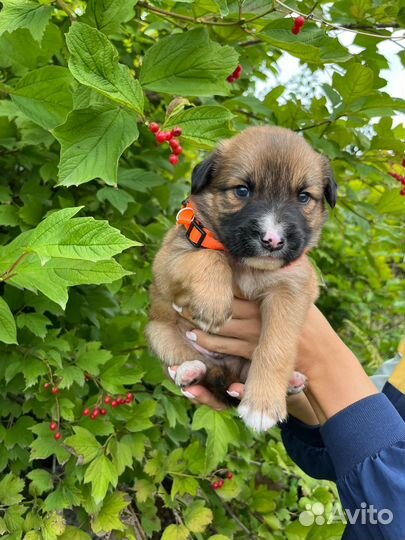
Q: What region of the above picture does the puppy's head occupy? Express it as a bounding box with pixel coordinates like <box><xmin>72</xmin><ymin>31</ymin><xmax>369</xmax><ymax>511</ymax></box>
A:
<box><xmin>191</xmin><ymin>126</ymin><xmax>337</xmax><ymax>269</ymax></box>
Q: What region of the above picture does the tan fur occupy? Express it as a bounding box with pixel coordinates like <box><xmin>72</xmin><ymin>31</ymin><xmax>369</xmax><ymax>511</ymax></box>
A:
<box><xmin>146</xmin><ymin>126</ymin><xmax>330</xmax><ymax>431</ymax></box>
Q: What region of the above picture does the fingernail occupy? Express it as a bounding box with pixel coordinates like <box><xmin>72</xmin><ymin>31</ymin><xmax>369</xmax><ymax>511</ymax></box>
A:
<box><xmin>168</xmin><ymin>367</ymin><xmax>176</xmax><ymax>380</ymax></box>
<box><xmin>226</xmin><ymin>390</ymin><xmax>240</xmax><ymax>398</ymax></box>
<box><xmin>181</xmin><ymin>389</ymin><xmax>195</xmax><ymax>399</ymax></box>
<box><xmin>172</xmin><ymin>303</ymin><xmax>182</xmax><ymax>313</ymax></box>
<box><xmin>186</xmin><ymin>331</ymin><xmax>197</xmax><ymax>342</ymax></box>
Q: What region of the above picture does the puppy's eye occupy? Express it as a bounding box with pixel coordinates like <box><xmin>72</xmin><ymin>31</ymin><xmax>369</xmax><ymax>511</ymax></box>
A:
<box><xmin>235</xmin><ymin>186</ymin><xmax>250</xmax><ymax>199</ymax></box>
<box><xmin>298</xmin><ymin>191</ymin><xmax>311</xmax><ymax>204</ymax></box>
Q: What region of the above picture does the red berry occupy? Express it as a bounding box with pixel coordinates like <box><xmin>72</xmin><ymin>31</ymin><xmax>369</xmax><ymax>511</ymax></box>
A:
<box><xmin>292</xmin><ymin>25</ymin><xmax>301</xmax><ymax>35</ymax></box>
<box><xmin>100</xmin><ymin>408</ymin><xmax>107</xmax><ymax>416</ymax></box>
<box><xmin>51</xmin><ymin>386</ymin><xmax>59</xmax><ymax>395</ymax></box>
<box><xmin>169</xmin><ymin>138</ymin><xmax>180</xmax><ymax>151</ymax></box>
<box><xmin>118</xmin><ymin>398</ymin><xmax>126</xmax><ymax>405</ymax></box>
<box><xmin>226</xmin><ymin>75</ymin><xmax>236</xmax><ymax>83</ymax></box>
<box><xmin>104</xmin><ymin>396</ymin><xmax>112</xmax><ymax>404</ymax></box>
<box><xmin>171</xmin><ymin>127</ymin><xmax>182</xmax><ymax>137</ymax></box>
<box><xmin>212</xmin><ymin>482</ymin><xmax>219</xmax><ymax>490</ymax></box>
<box><xmin>111</xmin><ymin>400</ymin><xmax>118</xmax><ymax>407</ymax></box>
<box><xmin>226</xmin><ymin>472</ymin><xmax>233</xmax><ymax>480</ymax></box>
<box><xmin>295</xmin><ymin>16</ymin><xmax>305</xmax><ymax>28</ymax></box>
<box><xmin>172</xmin><ymin>145</ymin><xmax>183</xmax><ymax>156</ymax></box>
<box><xmin>165</xmin><ymin>131</ymin><xmax>173</xmax><ymax>141</ymax></box>
<box><xmin>54</xmin><ymin>432</ymin><xmax>62</xmax><ymax>441</ymax></box>
<box><xmin>126</xmin><ymin>392</ymin><xmax>133</xmax><ymax>401</ymax></box>
<box><xmin>83</xmin><ymin>408</ymin><xmax>90</xmax><ymax>416</ymax></box>
<box><xmin>401</xmin><ymin>178</ymin><xmax>405</xmax><ymax>185</ymax></box>
<box><xmin>233</xmin><ymin>64</ymin><xmax>243</xmax><ymax>79</ymax></box>
<box><xmin>50</xmin><ymin>421</ymin><xmax>57</xmax><ymax>431</ymax></box>
<box><xmin>44</xmin><ymin>382</ymin><xmax>50</xmax><ymax>390</ymax></box>
<box><xmin>217</xmin><ymin>479</ymin><xmax>224</xmax><ymax>488</ymax></box>
<box><xmin>400</xmin><ymin>188</ymin><xmax>405</xmax><ymax>196</ymax></box>
<box><xmin>149</xmin><ymin>122</ymin><xmax>160</xmax><ymax>134</ymax></box>
<box><xmin>91</xmin><ymin>408</ymin><xmax>100</xmax><ymax>420</ymax></box>
<box><xmin>169</xmin><ymin>154</ymin><xmax>179</xmax><ymax>166</ymax></box>
<box><xmin>156</xmin><ymin>132</ymin><xmax>167</xmax><ymax>144</ymax></box>
<box><xmin>402</xmin><ymin>159</ymin><xmax>405</xmax><ymax>167</ymax></box>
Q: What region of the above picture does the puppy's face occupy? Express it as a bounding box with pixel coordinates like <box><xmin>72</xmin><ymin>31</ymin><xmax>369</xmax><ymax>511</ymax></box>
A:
<box><xmin>191</xmin><ymin>126</ymin><xmax>337</xmax><ymax>269</ymax></box>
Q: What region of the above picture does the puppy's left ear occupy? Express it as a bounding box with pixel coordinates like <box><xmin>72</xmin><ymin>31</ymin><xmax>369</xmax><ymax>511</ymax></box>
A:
<box><xmin>322</xmin><ymin>158</ymin><xmax>338</xmax><ymax>208</ymax></box>
<box><xmin>191</xmin><ymin>153</ymin><xmax>216</xmax><ymax>194</ymax></box>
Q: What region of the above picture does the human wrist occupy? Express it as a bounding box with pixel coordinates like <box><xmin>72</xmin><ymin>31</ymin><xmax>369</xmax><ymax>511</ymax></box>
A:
<box><xmin>305</xmin><ymin>339</ymin><xmax>378</xmax><ymax>422</ymax></box>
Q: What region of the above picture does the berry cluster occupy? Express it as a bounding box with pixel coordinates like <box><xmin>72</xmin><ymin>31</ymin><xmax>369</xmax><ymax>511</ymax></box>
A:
<box><xmin>292</xmin><ymin>16</ymin><xmax>306</xmax><ymax>34</ymax></box>
<box><xmin>44</xmin><ymin>382</ymin><xmax>59</xmax><ymax>394</ymax></box>
<box><xmin>49</xmin><ymin>421</ymin><xmax>61</xmax><ymax>441</ymax></box>
<box><xmin>149</xmin><ymin>123</ymin><xmax>183</xmax><ymax>166</ymax></box>
<box><xmin>82</xmin><ymin>393</ymin><xmax>134</xmax><ymax>419</ymax></box>
<box><xmin>226</xmin><ymin>64</ymin><xmax>243</xmax><ymax>83</ymax></box>
<box><xmin>389</xmin><ymin>159</ymin><xmax>405</xmax><ymax>196</ymax></box>
<box><xmin>211</xmin><ymin>471</ymin><xmax>233</xmax><ymax>490</ymax></box>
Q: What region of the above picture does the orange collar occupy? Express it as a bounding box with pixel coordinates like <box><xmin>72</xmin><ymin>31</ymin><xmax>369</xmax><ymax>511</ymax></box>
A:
<box><xmin>176</xmin><ymin>199</ymin><xmax>227</xmax><ymax>251</ymax></box>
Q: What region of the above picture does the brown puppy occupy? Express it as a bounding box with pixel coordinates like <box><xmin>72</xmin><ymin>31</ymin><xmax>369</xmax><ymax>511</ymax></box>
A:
<box><xmin>146</xmin><ymin>126</ymin><xmax>337</xmax><ymax>432</ymax></box>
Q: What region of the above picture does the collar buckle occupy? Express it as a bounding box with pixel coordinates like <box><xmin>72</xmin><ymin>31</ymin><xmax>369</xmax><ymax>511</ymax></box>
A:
<box><xmin>186</xmin><ymin>220</ymin><xmax>207</xmax><ymax>248</ymax></box>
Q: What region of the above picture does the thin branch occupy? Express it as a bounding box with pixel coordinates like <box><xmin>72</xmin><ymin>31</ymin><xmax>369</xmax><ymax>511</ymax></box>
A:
<box><xmin>54</xmin><ymin>0</ymin><xmax>77</xmax><ymax>21</ymax></box>
<box><xmin>223</xmin><ymin>502</ymin><xmax>255</xmax><ymax>537</ymax></box>
<box><xmin>274</xmin><ymin>0</ymin><xmax>405</xmax><ymax>40</ymax></box>
<box><xmin>0</xmin><ymin>252</ymin><xmax>28</xmax><ymax>282</ymax></box>
<box><xmin>137</xmin><ymin>1</ymin><xmax>274</xmax><ymax>27</ymax></box>
<box><xmin>297</xmin><ymin>119</ymin><xmax>332</xmax><ymax>132</ymax></box>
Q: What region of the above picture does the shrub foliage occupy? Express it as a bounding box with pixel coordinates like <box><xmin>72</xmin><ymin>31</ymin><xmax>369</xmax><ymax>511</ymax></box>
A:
<box><xmin>0</xmin><ymin>0</ymin><xmax>404</xmax><ymax>538</ymax></box>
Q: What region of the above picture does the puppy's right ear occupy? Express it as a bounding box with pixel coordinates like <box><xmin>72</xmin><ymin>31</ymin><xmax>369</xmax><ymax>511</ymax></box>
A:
<box><xmin>191</xmin><ymin>154</ymin><xmax>216</xmax><ymax>194</ymax></box>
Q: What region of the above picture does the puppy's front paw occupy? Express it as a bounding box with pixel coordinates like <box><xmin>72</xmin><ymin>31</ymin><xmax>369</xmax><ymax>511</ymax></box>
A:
<box><xmin>175</xmin><ymin>360</ymin><xmax>207</xmax><ymax>388</ymax></box>
<box><xmin>238</xmin><ymin>393</ymin><xmax>287</xmax><ymax>433</ymax></box>
<box><xmin>188</xmin><ymin>297</ymin><xmax>233</xmax><ymax>333</ymax></box>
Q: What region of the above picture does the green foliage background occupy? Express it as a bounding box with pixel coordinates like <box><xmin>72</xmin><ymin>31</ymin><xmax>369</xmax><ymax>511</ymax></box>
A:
<box><xmin>0</xmin><ymin>0</ymin><xmax>404</xmax><ymax>538</ymax></box>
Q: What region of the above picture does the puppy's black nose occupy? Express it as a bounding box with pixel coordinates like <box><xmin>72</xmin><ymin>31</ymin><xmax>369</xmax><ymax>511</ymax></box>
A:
<box><xmin>260</xmin><ymin>234</ymin><xmax>285</xmax><ymax>251</ymax></box>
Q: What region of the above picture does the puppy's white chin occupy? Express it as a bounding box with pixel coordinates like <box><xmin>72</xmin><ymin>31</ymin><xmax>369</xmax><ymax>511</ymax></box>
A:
<box><xmin>242</xmin><ymin>256</ymin><xmax>285</xmax><ymax>271</ymax></box>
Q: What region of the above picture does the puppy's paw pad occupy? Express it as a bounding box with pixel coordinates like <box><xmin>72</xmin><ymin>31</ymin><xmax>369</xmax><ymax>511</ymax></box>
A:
<box><xmin>287</xmin><ymin>370</ymin><xmax>307</xmax><ymax>395</ymax></box>
<box><xmin>237</xmin><ymin>402</ymin><xmax>279</xmax><ymax>432</ymax></box>
<box><xmin>175</xmin><ymin>360</ymin><xmax>207</xmax><ymax>388</ymax></box>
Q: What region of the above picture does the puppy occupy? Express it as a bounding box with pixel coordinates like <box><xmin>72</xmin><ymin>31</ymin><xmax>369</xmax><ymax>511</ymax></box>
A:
<box><xmin>146</xmin><ymin>126</ymin><xmax>337</xmax><ymax>432</ymax></box>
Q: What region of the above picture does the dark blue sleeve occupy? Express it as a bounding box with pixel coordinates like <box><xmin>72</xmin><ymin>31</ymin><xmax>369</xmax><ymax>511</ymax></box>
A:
<box><xmin>279</xmin><ymin>415</ymin><xmax>336</xmax><ymax>480</ymax></box>
<box><xmin>321</xmin><ymin>394</ymin><xmax>405</xmax><ymax>540</ymax></box>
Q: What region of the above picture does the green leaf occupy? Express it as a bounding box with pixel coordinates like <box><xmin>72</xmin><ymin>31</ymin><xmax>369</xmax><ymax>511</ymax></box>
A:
<box><xmin>164</xmin><ymin>106</ymin><xmax>234</xmax><ymax>149</ymax></box>
<box><xmin>84</xmin><ymin>454</ymin><xmax>118</xmax><ymax>503</ymax></box>
<box><xmin>100</xmin><ymin>356</ymin><xmax>144</xmax><ymax>394</ymax></box>
<box><xmin>92</xmin><ymin>491</ymin><xmax>130</xmax><ymax>534</ymax></box>
<box><xmin>134</xmin><ymin>479</ymin><xmax>154</xmax><ymax>504</ymax></box>
<box><xmin>376</xmin><ymin>189</ymin><xmax>405</xmax><ymax>215</ymax></box>
<box><xmin>59</xmin><ymin>527</ymin><xmax>92</xmax><ymax>540</ymax></box>
<box><xmin>109</xmin><ymin>438</ymin><xmax>133</xmax><ymax>475</ymax></box>
<box><xmin>192</xmin><ymin>407</ymin><xmax>239</xmax><ymax>471</ymax></box>
<box><xmin>125</xmin><ymin>400</ymin><xmax>157</xmax><ymax>432</ymax></box>
<box><xmin>82</xmin><ymin>0</ymin><xmax>138</xmax><ymax>35</ymax></box>
<box><xmin>11</xmin><ymin>66</ymin><xmax>73</xmax><ymax>130</ymax></box>
<box><xmin>30</xmin><ymin>423</ymin><xmax>71</xmax><ymax>463</ymax></box>
<box><xmin>27</xmin><ymin>469</ymin><xmax>53</xmax><ymax>496</ymax></box>
<box><xmin>183</xmin><ymin>501</ymin><xmax>213</xmax><ymax>533</ymax></box>
<box><xmin>334</xmin><ymin>64</ymin><xmax>375</xmax><ymax>105</ymax></box>
<box><xmin>97</xmin><ymin>187</ymin><xmax>135</xmax><ymax>214</ymax></box>
<box><xmin>66</xmin><ymin>22</ymin><xmax>143</xmax><ymax>115</ymax></box>
<box><xmin>11</xmin><ymin>256</ymin><xmax>132</xmax><ymax>309</ymax></box>
<box><xmin>140</xmin><ymin>28</ymin><xmax>238</xmax><ymax>96</ymax></box>
<box><xmin>27</xmin><ymin>207</ymin><xmax>138</xmax><ymax>261</ymax></box>
<box><xmin>16</xmin><ymin>312</ymin><xmax>51</xmax><ymax>338</ymax></box>
<box><xmin>53</xmin><ymin>105</ymin><xmax>139</xmax><ymax>186</ymax></box>
<box><xmin>0</xmin><ymin>205</ymin><xmax>19</xmax><ymax>226</ymax></box>
<box><xmin>0</xmin><ymin>297</ymin><xmax>17</xmax><ymax>345</ymax></box>
<box><xmin>64</xmin><ymin>427</ymin><xmax>101</xmax><ymax>465</ymax></box>
<box><xmin>42</xmin><ymin>513</ymin><xmax>66</xmax><ymax>538</ymax></box>
<box><xmin>0</xmin><ymin>0</ymin><xmax>52</xmax><ymax>42</ymax></box>
<box><xmin>161</xmin><ymin>524</ymin><xmax>190</xmax><ymax>540</ymax></box>
<box><xmin>171</xmin><ymin>476</ymin><xmax>199</xmax><ymax>498</ymax></box>
<box><xmin>0</xmin><ymin>473</ymin><xmax>24</xmax><ymax>505</ymax></box>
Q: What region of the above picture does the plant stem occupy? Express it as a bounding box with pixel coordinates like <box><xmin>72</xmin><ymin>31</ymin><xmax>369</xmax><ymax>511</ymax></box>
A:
<box><xmin>0</xmin><ymin>252</ymin><xmax>28</xmax><ymax>282</ymax></box>
<box><xmin>54</xmin><ymin>0</ymin><xmax>77</xmax><ymax>21</ymax></box>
